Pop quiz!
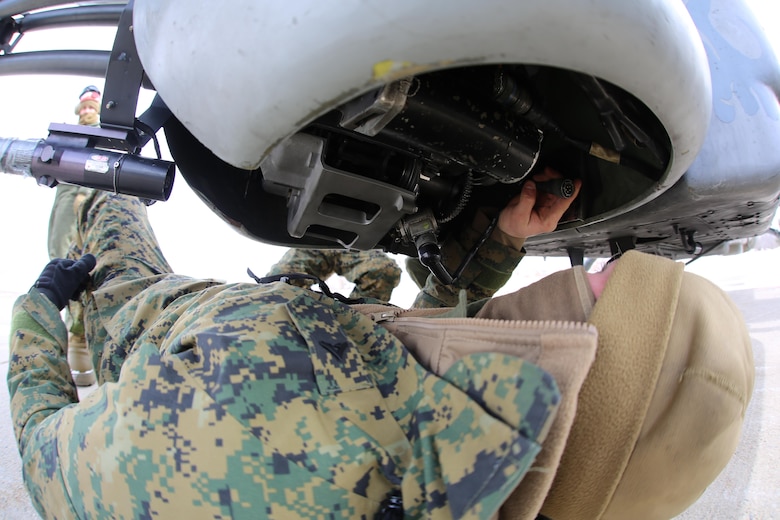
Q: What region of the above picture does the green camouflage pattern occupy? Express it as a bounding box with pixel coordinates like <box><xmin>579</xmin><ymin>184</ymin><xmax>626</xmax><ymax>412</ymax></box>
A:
<box><xmin>412</xmin><ymin>212</ymin><xmax>526</xmax><ymax>309</ymax></box>
<box><xmin>405</xmin><ymin>256</ymin><xmax>432</xmax><ymax>290</ymax></box>
<box><xmin>48</xmin><ymin>184</ymin><xmax>93</xmax><ymax>336</ymax></box>
<box><xmin>47</xmin><ymin>184</ymin><xmax>82</xmax><ymax>260</ymax></box>
<box><xmin>8</xmin><ymin>191</ymin><xmax>559</xmax><ymax>519</ymax></box>
<box><xmin>267</xmin><ymin>248</ymin><xmax>401</xmax><ymax>301</ymax></box>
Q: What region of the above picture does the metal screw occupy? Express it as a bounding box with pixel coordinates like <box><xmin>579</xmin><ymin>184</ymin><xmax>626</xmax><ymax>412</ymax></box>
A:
<box><xmin>39</xmin><ymin>145</ymin><xmax>55</xmax><ymax>162</ymax></box>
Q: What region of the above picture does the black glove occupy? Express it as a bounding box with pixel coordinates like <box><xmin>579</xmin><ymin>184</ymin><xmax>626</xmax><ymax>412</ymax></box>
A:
<box><xmin>34</xmin><ymin>254</ymin><xmax>97</xmax><ymax>311</ymax></box>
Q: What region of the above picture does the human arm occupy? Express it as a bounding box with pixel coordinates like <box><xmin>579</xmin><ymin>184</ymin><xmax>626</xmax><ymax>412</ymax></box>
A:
<box><xmin>7</xmin><ymin>290</ymin><xmax>79</xmax><ymax>451</ymax></box>
<box><xmin>8</xmin><ymin>255</ymin><xmax>95</xmax><ymax>455</ymax></box>
<box><xmin>496</xmin><ymin>167</ymin><xmax>582</xmax><ymax>245</ymax></box>
<box><xmin>412</xmin><ymin>167</ymin><xmax>581</xmax><ymax>308</ymax></box>
<box><xmin>265</xmin><ymin>248</ymin><xmax>335</xmax><ymax>290</ymax></box>
<box><xmin>6</xmin><ymin>288</ymin><xmax>84</xmax><ymax>518</ymax></box>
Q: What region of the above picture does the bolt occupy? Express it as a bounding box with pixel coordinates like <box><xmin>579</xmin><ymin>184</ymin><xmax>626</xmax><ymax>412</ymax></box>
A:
<box><xmin>39</xmin><ymin>145</ymin><xmax>55</xmax><ymax>162</ymax></box>
<box><xmin>36</xmin><ymin>175</ymin><xmax>56</xmax><ymax>187</ymax></box>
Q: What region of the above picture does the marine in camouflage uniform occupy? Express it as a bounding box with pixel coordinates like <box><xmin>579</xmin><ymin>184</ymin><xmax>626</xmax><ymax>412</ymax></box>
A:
<box><xmin>47</xmin><ymin>85</ymin><xmax>102</xmax><ymax>260</ymax></box>
<box><xmin>8</xmin><ymin>189</ymin><xmax>561</xmax><ymax>519</ymax></box>
<box><xmin>410</xmin><ymin>210</ymin><xmax>528</xmax><ymax>309</ymax></box>
<box><xmin>265</xmin><ymin>216</ymin><xmax>522</xmax><ymax>307</ymax></box>
<box><xmin>266</xmin><ymin>248</ymin><xmax>402</xmax><ymax>302</ymax></box>
<box><xmin>48</xmin><ymin>85</ymin><xmax>104</xmax><ymax>387</ymax></box>
<box><xmin>10</xmin><ymin>168</ymin><xmax>754</xmax><ymax>518</ymax></box>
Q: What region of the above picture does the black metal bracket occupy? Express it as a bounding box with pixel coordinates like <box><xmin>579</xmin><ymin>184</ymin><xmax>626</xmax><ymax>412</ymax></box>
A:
<box><xmin>567</xmin><ymin>247</ymin><xmax>584</xmax><ymax>266</ymax></box>
<box><xmin>679</xmin><ymin>228</ymin><xmax>702</xmax><ymax>255</ymax></box>
<box><xmin>0</xmin><ymin>17</ymin><xmax>19</xmax><ymax>54</ymax></box>
<box><xmin>100</xmin><ymin>0</ymin><xmax>143</xmax><ymax>132</ymax></box>
<box><xmin>46</xmin><ymin>122</ymin><xmax>140</xmax><ymax>153</ymax></box>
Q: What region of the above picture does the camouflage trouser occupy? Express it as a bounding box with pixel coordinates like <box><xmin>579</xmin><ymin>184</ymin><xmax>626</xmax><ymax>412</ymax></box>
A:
<box><xmin>267</xmin><ymin>248</ymin><xmax>401</xmax><ymax>301</ymax></box>
<box><xmin>48</xmin><ymin>184</ymin><xmax>93</xmax><ymax>335</ymax></box>
<box><xmin>48</xmin><ymin>184</ymin><xmax>82</xmax><ymax>260</ymax></box>
<box><xmin>70</xmin><ymin>191</ymin><xmax>172</xmax><ymax>288</ymax></box>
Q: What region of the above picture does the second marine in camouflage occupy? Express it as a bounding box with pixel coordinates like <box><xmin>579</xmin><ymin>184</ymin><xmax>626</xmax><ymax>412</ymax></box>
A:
<box><xmin>266</xmin><ymin>248</ymin><xmax>401</xmax><ymax>302</ymax></box>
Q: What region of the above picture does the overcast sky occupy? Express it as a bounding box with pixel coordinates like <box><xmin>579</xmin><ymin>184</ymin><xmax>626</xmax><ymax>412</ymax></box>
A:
<box><xmin>0</xmin><ymin>1</ymin><xmax>778</xmax><ymax>307</ymax></box>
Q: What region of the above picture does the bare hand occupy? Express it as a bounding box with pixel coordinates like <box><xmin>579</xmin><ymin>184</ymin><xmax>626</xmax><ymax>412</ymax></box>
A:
<box><xmin>498</xmin><ymin>167</ymin><xmax>582</xmax><ymax>239</ymax></box>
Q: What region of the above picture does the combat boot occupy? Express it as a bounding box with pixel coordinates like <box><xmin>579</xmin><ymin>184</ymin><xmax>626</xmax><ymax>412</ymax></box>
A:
<box><xmin>68</xmin><ymin>333</ymin><xmax>96</xmax><ymax>386</ymax></box>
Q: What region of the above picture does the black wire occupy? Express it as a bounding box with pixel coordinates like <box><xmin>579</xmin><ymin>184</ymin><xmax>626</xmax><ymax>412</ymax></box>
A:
<box><xmin>449</xmin><ymin>214</ymin><xmax>499</xmax><ymax>284</ymax></box>
<box><xmin>685</xmin><ymin>240</ymin><xmax>727</xmax><ymax>265</ymax></box>
<box><xmin>135</xmin><ymin>119</ymin><xmax>162</xmax><ymax>159</ymax></box>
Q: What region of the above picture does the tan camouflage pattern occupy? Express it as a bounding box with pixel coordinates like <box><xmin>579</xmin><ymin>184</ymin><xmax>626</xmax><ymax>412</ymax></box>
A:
<box><xmin>48</xmin><ymin>185</ymin><xmax>94</xmax><ymax>338</ymax></box>
<box><xmin>412</xmin><ymin>212</ymin><xmax>526</xmax><ymax>309</ymax></box>
<box><xmin>267</xmin><ymin>248</ymin><xmax>402</xmax><ymax>302</ymax></box>
<box><xmin>47</xmin><ymin>184</ymin><xmax>81</xmax><ymax>260</ymax></box>
<box><xmin>8</xmin><ymin>191</ymin><xmax>560</xmax><ymax>519</ymax></box>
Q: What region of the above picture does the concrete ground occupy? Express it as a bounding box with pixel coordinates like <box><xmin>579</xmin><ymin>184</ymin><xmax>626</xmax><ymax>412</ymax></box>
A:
<box><xmin>1</xmin><ymin>247</ymin><xmax>778</xmax><ymax>519</ymax></box>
